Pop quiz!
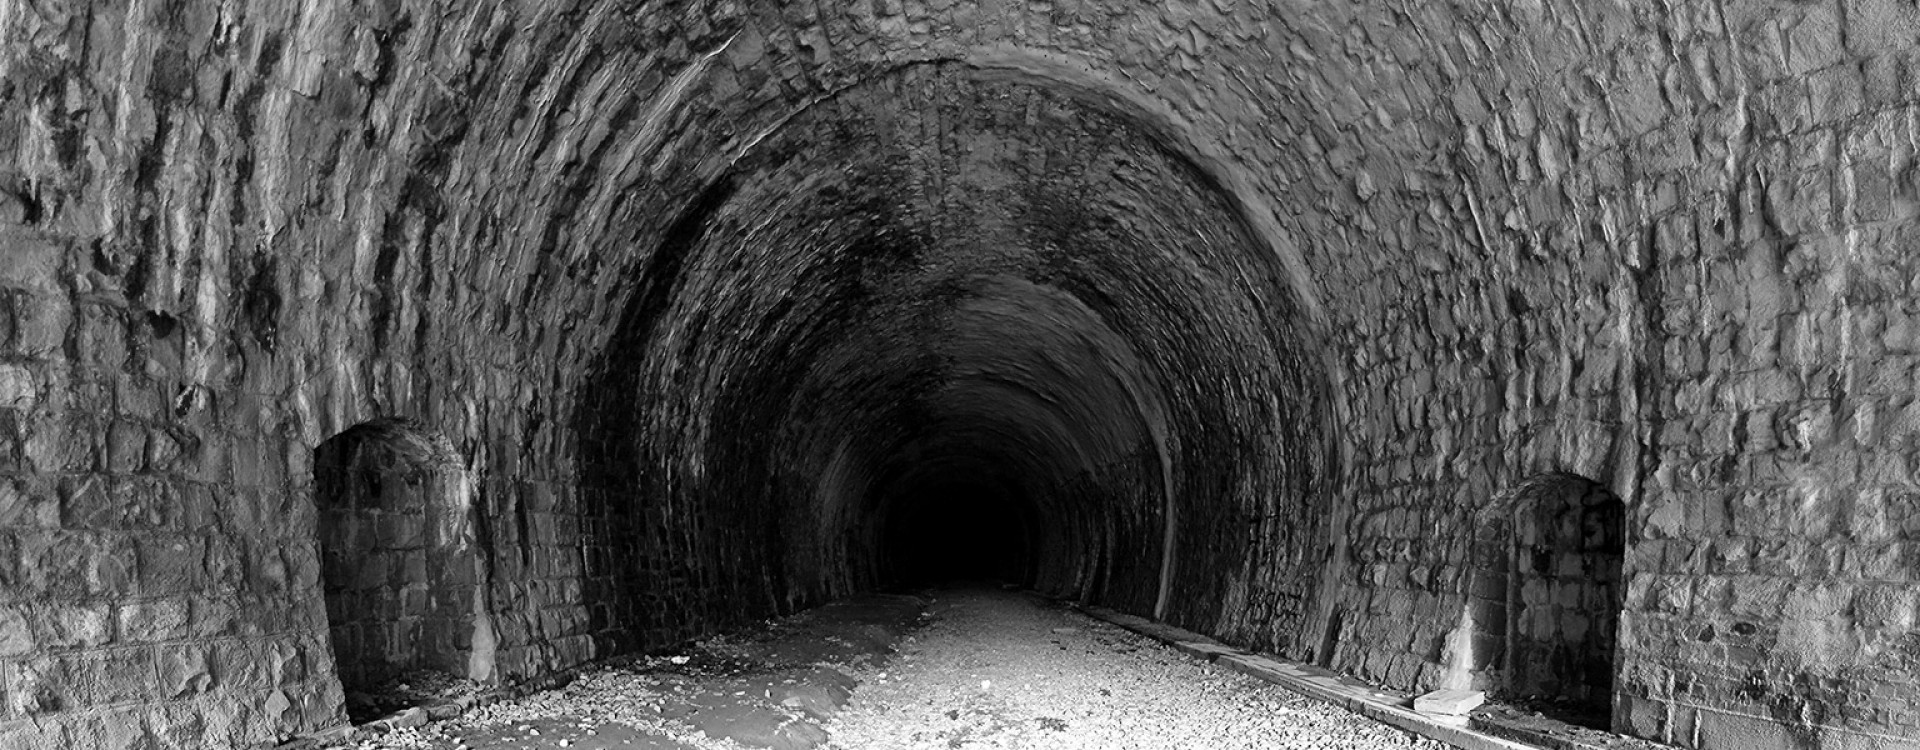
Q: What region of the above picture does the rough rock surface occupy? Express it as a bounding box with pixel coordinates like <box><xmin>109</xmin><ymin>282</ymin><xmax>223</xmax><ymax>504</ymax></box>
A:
<box><xmin>2</xmin><ymin>1</ymin><xmax>1918</xmax><ymax>748</ymax></box>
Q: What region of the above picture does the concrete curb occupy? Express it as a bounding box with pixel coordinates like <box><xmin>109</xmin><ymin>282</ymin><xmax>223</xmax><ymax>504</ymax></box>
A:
<box><xmin>1075</xmin><ymin>605</ymin><xmax>1539</xmax><ymax>750</ymax></box>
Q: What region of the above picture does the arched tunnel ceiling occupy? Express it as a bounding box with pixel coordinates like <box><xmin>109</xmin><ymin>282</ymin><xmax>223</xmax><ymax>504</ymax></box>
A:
<box><xmin>575</xmin><ymin>62</ymin><xmax>1333</xmax><ymax>614</ymax></box>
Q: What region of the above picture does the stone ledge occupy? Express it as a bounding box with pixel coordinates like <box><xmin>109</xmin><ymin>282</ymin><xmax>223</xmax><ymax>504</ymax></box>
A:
<box><xmin>1076</xmin><ymin>605</ymin><xmax>1538</xmax><ymax>750</ymax></box>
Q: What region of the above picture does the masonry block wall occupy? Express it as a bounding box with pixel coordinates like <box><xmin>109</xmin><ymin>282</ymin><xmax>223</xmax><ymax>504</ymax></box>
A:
<box><xmin>3</xmin><ymin>1</ymin><xmax>1919</xmax><ymax>749</ymax></box>
<box><xmin>313</xmin><ymin>419</ymin><xmax>486</xmax><ymax>713</ymax></box>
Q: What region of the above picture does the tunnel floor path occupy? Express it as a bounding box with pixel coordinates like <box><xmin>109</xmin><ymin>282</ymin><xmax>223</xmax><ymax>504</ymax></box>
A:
<box><xmin>337</xmin><ymin>589</ymin><xmax>1447</xmax><ymax>750</ymax></box>
<box><xmin>822</xmin><ymin>588</ymin><xmax>1446</xmax><ymax>750</ymax></box>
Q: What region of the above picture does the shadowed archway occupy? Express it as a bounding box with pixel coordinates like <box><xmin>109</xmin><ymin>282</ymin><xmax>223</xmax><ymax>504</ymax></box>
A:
<box><xmin>314</xmin><ymin>418</ymin><xmax>495</xmax><ymax>721</ymax></box>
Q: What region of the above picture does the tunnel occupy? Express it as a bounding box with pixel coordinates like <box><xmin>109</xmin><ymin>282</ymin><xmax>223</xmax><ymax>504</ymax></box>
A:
<box><xmin>567</xmin><ymin>63</ymin><xmax>1331</xmax><ymax>651</ymax></box>
<box><xmin>4</xmin><ymin>2</ymin><xmax>1919</xmax><ymax>749</ymax></box>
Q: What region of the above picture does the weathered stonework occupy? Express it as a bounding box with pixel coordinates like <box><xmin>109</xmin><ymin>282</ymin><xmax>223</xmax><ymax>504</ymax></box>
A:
<box><xmin>3</xmin><ymin>0</ymin><xmax>1918</xmax><ymax>748</ymax></box>
<box><xmin>313</xmin><ymin>418</ymin><xmax>490</xmax><ymax>717</ymax></box>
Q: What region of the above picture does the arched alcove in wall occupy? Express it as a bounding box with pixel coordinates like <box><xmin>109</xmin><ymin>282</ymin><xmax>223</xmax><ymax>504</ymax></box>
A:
<box><xmin>313</xmin><ymin>418</ymin><xmax>495</xmax><ymax>720</ymax></box>
<box><xmin>1470</xmin><ymin>472</ymin><xmax>1627</xmax><ymax>729</ymax></box>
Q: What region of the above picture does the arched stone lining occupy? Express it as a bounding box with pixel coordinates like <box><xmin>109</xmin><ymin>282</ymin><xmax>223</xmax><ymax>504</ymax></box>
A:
<box><xmin>565</xmin><ymin>61</ymin><xmax>1333</xmax><ymax>657</ymax></box>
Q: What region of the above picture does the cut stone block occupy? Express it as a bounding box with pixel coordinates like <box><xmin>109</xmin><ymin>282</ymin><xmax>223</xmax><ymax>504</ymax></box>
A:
<box><xmin>1172</xmin><ymin>641</ymin><xmax>1246</xmax><ymax>661</ymax></box>
<box><xmin>1414</xmin><ymin>689</ymin><xmax>1485</xmax><ymax>716</ymax></box>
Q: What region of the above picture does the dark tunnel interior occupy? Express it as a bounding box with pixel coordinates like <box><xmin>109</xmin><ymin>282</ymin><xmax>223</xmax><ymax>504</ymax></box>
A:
<box><xmin>875</xmin><ymin>464</ymin><xmax>1037</xmax><ymax>588</ymax></box>
<box><xmin>569</xmin><ymin>62</ymin><xmax>1331</xmax><ymax>654</ymax></box>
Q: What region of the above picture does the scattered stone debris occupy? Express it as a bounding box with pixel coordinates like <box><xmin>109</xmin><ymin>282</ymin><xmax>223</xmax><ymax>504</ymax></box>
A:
<box><xmin>1471</xmin><ymin>701</ymin><xmax>1672</xmax><ymax>750</ymax></box>
<box><xmin>346</xmin><ymin>670</ymin><xmax>492</xmax><ymax>725</ymax></box>
<box><xmin>825</xmin><ymin>589</ymin><xmax>1452</xmax><ymax>750</ymax></box>
<box><xmin>1412</xmin><ymin>688</ymin><xmax>1485</xmax><ymax>717</ymax></box>
<box><xmin>320</xmin><ymin>590</ymin><xmax>1467</xmax><ymax>749</ymax></box>
<box><xmin>322</xmin><ymin>595</ymin><xmax>926</xmax><ymax>750</ymax></box>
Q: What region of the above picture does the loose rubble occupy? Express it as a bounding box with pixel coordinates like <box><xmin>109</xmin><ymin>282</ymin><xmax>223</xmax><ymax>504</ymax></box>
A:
<box><xmin>325</xmin><ymin>595</ymin><xmax>925</xmax><ymax>750</ymax></box>
<box><xmin>825</xmin><ymin>590</ymin><xmax>1451</xmax><ymax>750</ymax></box>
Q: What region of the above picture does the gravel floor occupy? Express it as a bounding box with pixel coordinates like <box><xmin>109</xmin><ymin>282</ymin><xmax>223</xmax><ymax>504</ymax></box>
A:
<box><xmin>822</xmin><ymin>589</ymin><xmax>1448</xmax><ymax>750</ymax></box>
<box><xmin>329</xmin><ymin>588</ymin><xmax>1450</xmax><ymax>750</ymax></box>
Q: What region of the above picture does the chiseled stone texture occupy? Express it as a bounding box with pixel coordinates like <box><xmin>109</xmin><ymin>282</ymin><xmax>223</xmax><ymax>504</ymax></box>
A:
<box><xmin>314</xmin><ymin>420</ymin><xmax>483</xmax><ymax>700</ymax></box>
<box><xmin>1</xmin><ymin>0</ymin><xmax>1917</xmax><ymax>748</ymax></box>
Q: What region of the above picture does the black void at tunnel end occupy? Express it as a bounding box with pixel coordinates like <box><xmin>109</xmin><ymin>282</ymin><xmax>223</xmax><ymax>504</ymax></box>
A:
<box><xmin>875</xmin><ymin>466</ymin><xmax>1037</xmax><ymax>588</ymax></box>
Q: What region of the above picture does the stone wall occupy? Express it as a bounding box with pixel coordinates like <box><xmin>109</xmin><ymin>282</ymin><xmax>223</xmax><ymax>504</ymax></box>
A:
<box><xmin>1277</xmin><ymin>3</ymin><xmax>1920</xmax><ymax>746</ymax></box>
<box><xmin>0</xmin><ymin>230</ymin><xmax>341</xmax><ymax>745</ymax></box>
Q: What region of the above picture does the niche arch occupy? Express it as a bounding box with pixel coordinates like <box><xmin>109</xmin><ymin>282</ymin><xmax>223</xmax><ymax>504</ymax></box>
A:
<box><xmin>1469</xmin><ymin>472</ymin><xmax>1626</xmax><ymax>729</ymax></box>
<box><xmin>313</xmin><ymin>418</ymin><xmax>496</xmax><ymax>719</ymax></box>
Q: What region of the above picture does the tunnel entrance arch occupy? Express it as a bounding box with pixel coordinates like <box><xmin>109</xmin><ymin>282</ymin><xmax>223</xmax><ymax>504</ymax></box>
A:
<box><xmin>314</xmin><ymin>418</ymin><xmax>494</xmax><ymax>719</ymax></box>
<box><xmin>1473</xmin><ymin>472</ymin><xmax>1626</xmax><ymax>729</ymax></box>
